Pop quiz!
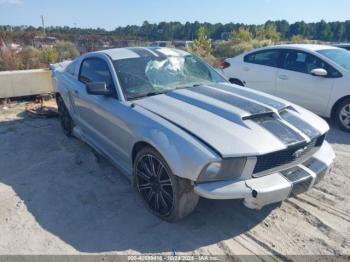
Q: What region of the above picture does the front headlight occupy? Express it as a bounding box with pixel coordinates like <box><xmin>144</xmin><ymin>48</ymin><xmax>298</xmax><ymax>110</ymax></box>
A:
<box><xmin>197</xmin><ymin>158</ymin><xmax>247</xmax><ymax>182</ymax></box>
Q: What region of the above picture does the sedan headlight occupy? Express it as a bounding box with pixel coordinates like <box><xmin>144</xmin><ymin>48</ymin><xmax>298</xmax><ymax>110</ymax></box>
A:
<box><xmin>197</xmin><ymin>158</ymin><xmax>247</xmax><ymax>182</ymax></box>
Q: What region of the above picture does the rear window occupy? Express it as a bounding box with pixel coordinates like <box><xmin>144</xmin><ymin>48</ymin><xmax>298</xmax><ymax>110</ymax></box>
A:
<box><xmin>244</xmin><ymin>50</ymin><xmax>281</xmax><ymax>67</ymax></box>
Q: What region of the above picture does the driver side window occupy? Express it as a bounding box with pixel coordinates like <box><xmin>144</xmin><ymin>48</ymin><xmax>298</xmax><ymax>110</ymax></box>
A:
<box><xmin>79</xmin><ymin>58</ymin><xmax>115</xmax><ymax>89</ymax></box>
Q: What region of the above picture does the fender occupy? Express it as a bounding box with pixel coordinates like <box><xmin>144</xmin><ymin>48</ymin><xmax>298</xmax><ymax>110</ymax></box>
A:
<box><xmin>129</xmin><ymin>105</ymin><xmax>220</xmax><ymax>181</ymax></box>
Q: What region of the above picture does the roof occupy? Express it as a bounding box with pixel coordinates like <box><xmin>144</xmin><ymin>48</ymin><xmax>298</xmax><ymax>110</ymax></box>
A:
<box><xmin>270</xmin><ymin>44</ymin><xmax>339</xmax><ymax>52</ymax></box>
<box><xmin>97</xmin><ymin>47</ymin><xmax>190</xmax><ymax>61</ymax></box>
<box><xmin>334</xmin><ymin>43</ymin><xmax>350</xmax><ymax>47</ymax></box>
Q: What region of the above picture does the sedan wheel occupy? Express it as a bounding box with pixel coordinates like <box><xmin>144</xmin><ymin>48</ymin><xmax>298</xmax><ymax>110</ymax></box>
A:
<box><xmin>335</xmin><ymin>98</ymin><xmax>350</xmax><ymax>133</ymax></box>
<box><xmin>134</xmin><ymin>147</ymin><xmax>199</xmax><ymax>222</ymax></box>
<box><xmin>339</xmin><ymin>104</ymin><xmax>350</xmax><ymax>129</ymax></box>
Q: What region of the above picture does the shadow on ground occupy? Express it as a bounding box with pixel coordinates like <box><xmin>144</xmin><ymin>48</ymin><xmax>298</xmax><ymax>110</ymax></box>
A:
<box><xmin>0</xmin><ymin>116</ymin><xmax>280</xmax><ymax>253</ymax></box>
<box><xmin>325</xmin><ymin>122</ymin><xmax>350</xmax><ymax>145</ymax></box>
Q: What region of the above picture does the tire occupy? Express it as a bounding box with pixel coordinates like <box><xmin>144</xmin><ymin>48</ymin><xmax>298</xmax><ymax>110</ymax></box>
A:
<box><xmin>334</xmin><ymin>98</ymin><xmax>350</xmax><ymax>133</ymax></box>
<box><xmin>134</xmin><ymin>146</ymin><xmax>199</xmax><ymax>222</ymax></box>
<box><xmin>229</xmin><ymin>78</ymin><xmax>245</xmax><ymax>86</ymax></box>
<box><xmin>56</xmin><ymin>95</ymin><xmax>73</xmax><ymax>136</ymax></box>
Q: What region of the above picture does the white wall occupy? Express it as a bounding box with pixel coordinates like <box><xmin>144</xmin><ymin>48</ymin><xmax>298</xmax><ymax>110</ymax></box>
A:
<box><xmin>0</xmin><ymin>69</ymin><xmax>53</xmax><ymax>99</ymax></box>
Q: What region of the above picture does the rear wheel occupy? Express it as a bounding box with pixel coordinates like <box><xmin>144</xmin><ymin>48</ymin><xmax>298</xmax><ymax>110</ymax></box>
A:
<box><xmin>56</xmin><ymin>95</ymin><xmax>73</xmax><ymax>136</ymax></box>
<box><xmin>334</xmin><ymin>98</ymin><xmax>350</xmax><ymax>133</ymax></box>
<box><xmin>134</xmin><ymin>146</ymin><xmax>199</xmax><ymax>222</ymax></box>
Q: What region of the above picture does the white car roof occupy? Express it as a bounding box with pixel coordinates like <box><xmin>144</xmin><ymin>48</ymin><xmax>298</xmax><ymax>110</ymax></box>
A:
<box><xmin>97</xmin><ymin>47</ymin><xmax>190</xmax><ymax>61</ymax></box>
<box><xmin>265</xmin><ymin>44</ymin><xmax>339</xmax><ymax>52</ymax></box>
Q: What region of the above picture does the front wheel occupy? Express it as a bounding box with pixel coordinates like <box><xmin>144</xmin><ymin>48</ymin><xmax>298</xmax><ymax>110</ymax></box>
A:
<box><xmin>334</xmin><ymin>98</ymin><xmax>350</xmax><ymax>133</ymax></box>
<box><xmin>134</xmin><ymin>147</ymin><xmax>199</xmax><ymax>222</ymax></box>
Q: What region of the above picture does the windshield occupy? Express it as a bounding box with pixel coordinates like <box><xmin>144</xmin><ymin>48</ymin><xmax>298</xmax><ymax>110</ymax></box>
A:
<box><xmin>317</xmin><ymin>49</ymin><xmax>350</xmax><ymax>71</ymax></box>
<box><xmin>113</xmin><ymin>55</ymin><xmax>227</xmax><ymax>100</ymax></box>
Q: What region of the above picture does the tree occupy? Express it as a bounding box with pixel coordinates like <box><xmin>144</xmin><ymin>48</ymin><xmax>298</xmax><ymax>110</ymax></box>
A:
<box><xmin>255</xmin><ymin>26</ymin><xmax>266</xmax><ymax>41</ymax></box>
<box><xmin>332</xmin><ymin>22</ymin><xmax>345</xmax><ymax>42</ymax></box>
<box><xmin>254</xmin><ymin>24</ymin><xmax>280</xmax><ymax>43</ymax></box>
<box><xmin>315</xmin><ymin>20</ymin><xmax>332</xmax><ymax>41</ymax></box>
<box><xmin>230</xmin><ymin>27</ymin><xmax>252</xmax><ymax>42</ymax></box>
<box><xmin>40</xmin><ymin>48</ymin><xmax>57</xmax><ymax>64</ymax></box>
<box><xmin>291</xmin><ymin>34</ymin><xmax>305</xmax><ymax>43</ymax></box>
<box><xmin>264</xmin><ymin>23</ymin><xmax>281</xmax><ymax>42</ymax></box>
<box><xmin>2</xmin><ymin>20</ymin><xmax>350</xmax><ymax>44</ymax></box>
<box><xmin>20</xmin><ymin>46</ymin><xmax>41</xmax><ymax>69</ymax></box>
<box><xmin>188</xmin><ymin>26</ymin><xmax>216</xmax><ymax>65</ymax></box>
<box><xmin>53</xmin><ymin>41</ymin><xmax>79</xmax><ymax>62</ymax></box>
<box><xmin>189</xmin><ymin>27</ymin><xmax>212</xmax><ymax>56</ymax></box>
<box><xmin>275</xmin><ymin>20</ymin><xmax>289</xmax><ymax>39</ymax></box>
<box><xmin>287</xmin><ymin>21</ymin><xmax>309</xmax><ymax>39</ymax></box>
<box><xmin>0</xmin><ymin>50</ymin><xmax>23</xmax><ymax>71</ymax></box>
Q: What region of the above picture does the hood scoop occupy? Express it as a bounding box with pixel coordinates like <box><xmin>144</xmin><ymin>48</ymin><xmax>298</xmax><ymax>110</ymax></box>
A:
<box><xmin>242</xmin><ymin>106</ymin><xmax>295</xmax><ymax>121</ymax></box>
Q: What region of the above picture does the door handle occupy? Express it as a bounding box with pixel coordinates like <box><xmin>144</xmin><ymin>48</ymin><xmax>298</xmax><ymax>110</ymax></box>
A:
<box><xmin>243</xmin><ymin>67</ymin><xmax>250</xmax><ymax>72</ymax></box>
<box><xmin>279</xmin><ymin>75</ymin><xmax>288</xmax><ymax>80</ymax></box>
<box><xmin>74</xmin><ymin>90</ymin><xmax>79</xmax><ymax>95</ymax></box>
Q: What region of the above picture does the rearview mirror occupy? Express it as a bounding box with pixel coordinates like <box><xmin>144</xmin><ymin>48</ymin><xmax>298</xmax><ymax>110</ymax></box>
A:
<box><xmin>86</xmin><ymin>82</ymin><xmax>111</xmax><ymax>96</ymax></box>
<box><xmin>311</xmin><ymin>68</ymin><xmax>328</xmax><ymax>77</ymax></box>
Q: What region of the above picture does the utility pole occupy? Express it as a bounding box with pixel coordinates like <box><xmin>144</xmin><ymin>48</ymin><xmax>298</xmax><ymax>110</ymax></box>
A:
<box><xmin>41</xmin><ymin>15</ymin><xmax>46</xmax><ymax>35</ymax></box>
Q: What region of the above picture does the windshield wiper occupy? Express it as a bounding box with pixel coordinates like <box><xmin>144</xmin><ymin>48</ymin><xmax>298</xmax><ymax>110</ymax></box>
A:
<box><xmin>174</xmin><ymin>83</ymin><xmax>203</xmax><ymax>90</ymax></box>
<box><xmin>127</xmin><ymin>90</ymin><xmax>168</xmax><ymax>100</ymax></box>
<box><xmin>127</xmin><ymin>83</ymin><xmax>205</xmax><ymax>100</ymax></box>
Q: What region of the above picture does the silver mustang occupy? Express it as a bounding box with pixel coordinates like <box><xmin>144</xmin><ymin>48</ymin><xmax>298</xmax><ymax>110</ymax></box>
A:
<box><xmin>52</xmin><ymin>47</ymin><xmax>335</xmax><ymax>222</ymax></box>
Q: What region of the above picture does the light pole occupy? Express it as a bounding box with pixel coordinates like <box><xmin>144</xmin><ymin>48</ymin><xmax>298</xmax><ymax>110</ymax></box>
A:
<box><xmin>41</xmin><ymin>15</ymin><xmax>46</xmax><ymax>35</ymax></box>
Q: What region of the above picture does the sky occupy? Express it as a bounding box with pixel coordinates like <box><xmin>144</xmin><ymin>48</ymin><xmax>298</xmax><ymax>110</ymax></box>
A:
<box><xmin>0</xmin><ymin>0</ymin><xmax>349</xmax><ymax>30</ymax></box>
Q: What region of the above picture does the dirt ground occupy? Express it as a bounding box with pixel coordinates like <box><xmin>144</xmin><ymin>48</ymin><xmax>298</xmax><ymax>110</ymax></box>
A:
<box><xmin>0</xmin><ymin>102</ymin><xmax>349</xmax><ymax>257</ymax></box>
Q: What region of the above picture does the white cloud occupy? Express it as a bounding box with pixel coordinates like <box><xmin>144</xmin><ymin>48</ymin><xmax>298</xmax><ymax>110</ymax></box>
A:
<box><xmin>0</xmin><ymin>0</ymin><xmax>23</xmax><ymax>4</ymax></box>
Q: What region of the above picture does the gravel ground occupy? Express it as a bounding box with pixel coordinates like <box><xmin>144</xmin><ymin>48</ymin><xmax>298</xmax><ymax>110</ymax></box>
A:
<box><xmin>0</xmin><ymin>102</ymin><xmax>349</xmax><ymax>257</ymax></box>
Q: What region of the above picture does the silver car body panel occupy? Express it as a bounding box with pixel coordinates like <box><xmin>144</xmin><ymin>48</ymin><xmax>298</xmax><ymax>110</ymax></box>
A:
<box><xmin>52</xmin><ymin>47</ymin><xmax>335</xmax><ymax>208</ymax></box>
<box><xmin>195</xmin><ymin>140</ymin><xmax>335</xmax><ymax>209</ymax></box>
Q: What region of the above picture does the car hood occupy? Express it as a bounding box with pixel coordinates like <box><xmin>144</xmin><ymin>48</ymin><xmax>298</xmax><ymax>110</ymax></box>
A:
<box><xmin>134</xmin><ymin>83</ymin><xmax>329</xmax><ymax>157</ymax></box>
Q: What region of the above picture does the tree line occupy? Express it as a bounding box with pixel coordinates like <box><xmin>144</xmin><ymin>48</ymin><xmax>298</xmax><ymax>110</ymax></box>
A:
<box><xmin>0</xmin><ymin>41</ymin><xmax>79</xmax><ymax>71</ymax></box>
<box><xmin>1</xmin><ymin>20</ymin><xmax>350</xmax><ymax>43</ymax></box>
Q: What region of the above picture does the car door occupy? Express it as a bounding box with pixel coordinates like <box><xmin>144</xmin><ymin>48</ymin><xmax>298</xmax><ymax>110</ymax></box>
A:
<box><xmin>74</xmin><ymin>56</ymin><xmax>131</xmax><ymax>170</ymax></box>
<box><xmin>275</xmin><ymin>50</ymin><xmax>338</xmax><ymax>116</ymax></box>
<box><xmin>241</xmin><ymin>49</ymin><xmax>282</xmax><ymax>95</ymax></box>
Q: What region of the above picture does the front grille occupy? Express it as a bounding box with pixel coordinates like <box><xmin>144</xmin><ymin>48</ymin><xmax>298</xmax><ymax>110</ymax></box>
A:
<box><xmin>253</xmin><ymin>134</ymin><xmax>326</xmax><ymax>175</ymax></box>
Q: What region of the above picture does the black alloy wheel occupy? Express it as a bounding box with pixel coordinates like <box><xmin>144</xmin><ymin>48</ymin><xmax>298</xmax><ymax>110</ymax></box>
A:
<box><xmin>135</xmin><ymin>154</ymin><xmax>174</xmax><ymax>216</ymax></box>
<box><xmin>134</xmin><ymin>147</ymin><xmax>199</xmax><ymax>222</ymax></box>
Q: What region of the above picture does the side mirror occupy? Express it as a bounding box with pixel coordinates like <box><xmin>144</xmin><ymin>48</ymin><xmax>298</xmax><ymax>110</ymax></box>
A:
<box><xmin>311</xmin><ymin>68</ymin><xmax>328</xmax><ymax>77</ymax></box>
<box><xmin>86</xmin><ymin>82</ymin><xmax>111</xmax><ymax>96</ymax></box>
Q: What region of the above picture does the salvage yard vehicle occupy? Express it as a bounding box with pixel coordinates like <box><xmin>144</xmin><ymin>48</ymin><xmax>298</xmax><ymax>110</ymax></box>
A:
<box><xmin>221</xmin><ymin>44</ymin><xmax>350</xmax><ymax>132</ymax></box>
<box><xmin>52</xmin><ymin>47</ymin><xmax>335</xmax><ymax>222</ymax></box>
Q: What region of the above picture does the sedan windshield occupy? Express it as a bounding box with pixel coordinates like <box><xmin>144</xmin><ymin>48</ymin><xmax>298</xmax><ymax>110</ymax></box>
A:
<box><xmin>113</xmin><ymin>55</ymin><xmax>227</xmax><ymax>100</ymax></box>
<box><xmin>317</xmin><ymin>49</ymin><xmax>350</xmax><ymax>71</ymax></box>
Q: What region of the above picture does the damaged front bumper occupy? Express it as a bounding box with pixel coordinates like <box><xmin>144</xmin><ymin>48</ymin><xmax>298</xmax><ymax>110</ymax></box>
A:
<box><xmin>194</xmin><ymin>141</ymin><xmax>335</xmax><ymax>209</ymax></box>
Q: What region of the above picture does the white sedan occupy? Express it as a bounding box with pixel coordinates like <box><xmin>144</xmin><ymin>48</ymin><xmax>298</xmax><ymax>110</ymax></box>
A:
<box><xmin>221</xmin><ymin>44</ymin><xmax>350</xmax><ymax>132</ymax></box>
